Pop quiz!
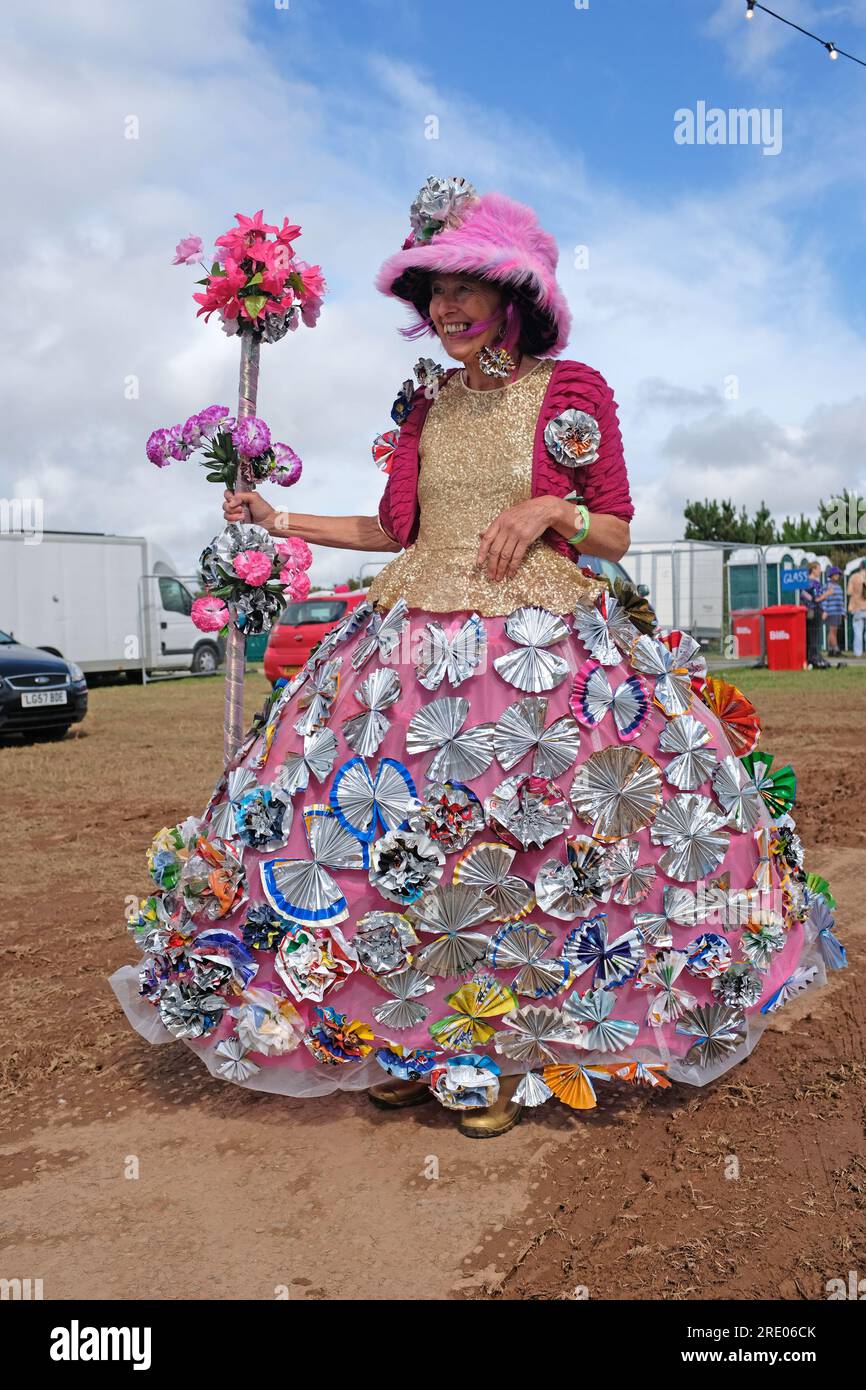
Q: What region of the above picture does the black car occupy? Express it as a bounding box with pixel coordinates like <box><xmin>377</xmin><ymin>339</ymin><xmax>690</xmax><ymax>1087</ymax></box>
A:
<box><xmin>0</xmin><ymin>629</ymin><xmax>88</xmax><ymax>740</ymax></box>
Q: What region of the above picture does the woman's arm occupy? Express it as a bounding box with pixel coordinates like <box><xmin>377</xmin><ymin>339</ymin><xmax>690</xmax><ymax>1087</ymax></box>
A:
<box><xmin>545</xmin><ymin>497</ymin><xmax>631</xmax><ymax>562</ymax></box>
<box><xmin>222</xmin><ymin>490</ymin><xmax>402</xmax><ymax>553</ymax></box>
<box><xmin>475</xmin><ymin>495</ymin><xmax>631</xmax><ymax>582</ymax></box>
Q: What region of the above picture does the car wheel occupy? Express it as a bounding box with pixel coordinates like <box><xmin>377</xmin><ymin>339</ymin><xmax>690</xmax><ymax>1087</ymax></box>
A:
<box><xmin>192</xmin><ymin>643</ymin><xmax>219</xmax><ymax>675</ymax></box>
<box><xmin>28</xmin><ymin>725</ymin><xmax>73</xmax><ymax>742</ymax></box>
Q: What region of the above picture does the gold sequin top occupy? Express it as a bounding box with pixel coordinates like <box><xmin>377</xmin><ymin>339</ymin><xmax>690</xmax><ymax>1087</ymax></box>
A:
<box><xmin>366</xmin><ymin>359</ymin><xmax>605</xmax><ymax>616</ymax></box>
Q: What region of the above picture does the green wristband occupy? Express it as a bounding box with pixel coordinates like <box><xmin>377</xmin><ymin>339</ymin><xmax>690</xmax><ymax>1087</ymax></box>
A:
<box><xmin>568</xmin><ymin>502</ymin><xmax>590</xmax><ymax>546</ymax></box>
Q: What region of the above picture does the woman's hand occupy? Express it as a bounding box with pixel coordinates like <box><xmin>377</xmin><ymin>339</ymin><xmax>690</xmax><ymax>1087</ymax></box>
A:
<box><xmin>222</xmin><ymin>489</ymin><xmax>278</xmax><ymax>532</ymax></box>
<box><xmin>475</xmin><ymin>497</ymin><xmax>554</xmax><ymax>581</ymax></box>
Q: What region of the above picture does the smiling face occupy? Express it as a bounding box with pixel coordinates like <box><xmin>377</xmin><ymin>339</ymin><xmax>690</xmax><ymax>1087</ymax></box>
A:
<box><xmin>428</xmin><ymin>272</ymin><xmax>505</xmax><ymax>363</ymax></box>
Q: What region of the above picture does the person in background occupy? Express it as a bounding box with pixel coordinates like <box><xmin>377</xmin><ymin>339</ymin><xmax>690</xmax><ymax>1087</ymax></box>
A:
<box><xmin>822</xmin><ymin>566</ymin><xmax>846</xmax><ymax>657</ymax></box>
<box><xmin>848</xmin><ymin>558</ymin><xmax>866</xmax><ymax>658</ymax></box>
<box><xmin>800</xmin><ymin>561</ymin><xmax>831</xmax><ymax>669</ymax></box>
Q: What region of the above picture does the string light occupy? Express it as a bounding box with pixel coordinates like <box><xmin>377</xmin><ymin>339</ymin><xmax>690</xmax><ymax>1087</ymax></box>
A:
<box><xmin>743</xmin><ymin>2</ymin><xmax>866</xmax><ymax>69</ymax></box>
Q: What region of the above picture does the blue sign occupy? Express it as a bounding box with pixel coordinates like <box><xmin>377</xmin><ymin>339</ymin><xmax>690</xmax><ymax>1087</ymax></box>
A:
<box><xmin>780</xmin><ymin>567</ymin><xmax>809</xmax><ymax>590</ymax></box>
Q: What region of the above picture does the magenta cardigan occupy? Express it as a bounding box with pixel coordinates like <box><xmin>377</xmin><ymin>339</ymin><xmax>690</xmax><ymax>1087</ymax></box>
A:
<box><xmin>378</xmin><ymin>358</ymin><xmax>634</xmax><ymax>561</ymax></box>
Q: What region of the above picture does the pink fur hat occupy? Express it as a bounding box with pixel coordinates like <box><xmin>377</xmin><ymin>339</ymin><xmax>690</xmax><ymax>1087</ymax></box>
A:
<box><xmin>376</xmin><ymin>179</ymin><xmax>571</xmax><ymax>356</ymax></box>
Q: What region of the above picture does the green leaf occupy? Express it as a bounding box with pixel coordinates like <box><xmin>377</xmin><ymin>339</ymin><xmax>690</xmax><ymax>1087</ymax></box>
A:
<box><xmin>243</xmin><ymin>294</ymin><xmax>267</xmax><ymax>319</ymax></box>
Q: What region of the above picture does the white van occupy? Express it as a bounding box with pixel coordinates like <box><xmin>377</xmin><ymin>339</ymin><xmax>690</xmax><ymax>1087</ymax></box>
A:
<box><xmin>0</xmin><ymin>530</ymin><xmax>223</xmax><ymax>677</ymax></box>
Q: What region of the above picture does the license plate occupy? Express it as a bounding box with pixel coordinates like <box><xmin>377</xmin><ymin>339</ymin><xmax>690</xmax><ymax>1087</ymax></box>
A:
<box><xmin>21</xmin><ymin>689</ymin><xmax>67</xmax><ymax>707</ymax></box>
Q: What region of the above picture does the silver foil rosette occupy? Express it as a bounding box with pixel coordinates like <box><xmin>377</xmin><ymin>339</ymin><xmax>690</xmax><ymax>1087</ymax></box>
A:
<box><xmin>628</xmin><ymin>634</ymin><xmax>698</xmax><ymax>718</ymax></box>
<box><xmin>484</xmin><ymin>773</ymin><xmax>572</xmax><ymax>851</ymax></box>
<box><xmin>569</xmin><ymin>746</ymin><xmax>663</xmax><ymax>841</ymax></box>
<box><xmin>513</xmin><ymin>1070</ymin><xmax>554</xmax><ymax>1107</ymax></box>
<box><xmin>740</xmin><ymin>918</ymin><xmax>787</xmax><ymax>970</ymax></box>
<box><xmin>452</xmin><ymin>841</ymin><xmax>535</xmax><ymax>921</ymax></box>
<box><xmin>260</xmin><ymin>805</ymin><xmax>368</xmax><ymax>927</ymax></box>
<box><xmin>407</xmin><ymin>780</ymin><xmax>485</xmax><ymax>853</ymax></box>
<box><xmin>430</xmin><ymin>1054</ymin><xmax>500</xmax><ymax>1110</ymax></box>
<box><xmin>676</xmin><ymin>1003</ymin><xmax>747</xmax><ymax>1067</ymax></box>
<box><xmin>368</xmin><ymin>827</ymin><xmax>446</xmax><ymax>906</ymax></box>
<box><xmin>634</xmin><ymin>950</ymin><xmax>696</xmax><ymax>1027</ymax></box>
<box><xmin>603</xmin><ymin>839</ymin><xmax>656</xmax><ymax>906</ymax></box>
<box><xmin>232</xmin><ymin>987</ymin><xmax>305</xmax><ymax>1056</ymax></box>
<box><xmin>495</xmin><ymin>1003</ymin><xmax>576</xmax><ymax>1066</ymax></box>
<box><xmin>494</xmin><ymin>696</ymin><xmax>580</xmax><ymax>778</ymax></box>
<box><xmin>493</xmin><ymin>606</ymin><xmax>571</xmax><ymax>692</ymax></box>
<box><xmin>405</xmin><ymin>695</ymin><xmax>495</xmax><ymax>782</ymax></box>
<box><xmin>685</xmin><ymin>931</ymin><xmax>732</xmax><ymax>979</ymax></box>
<box><xmin>562</xmin><ymin>912</ymin><xmax>645</xmax><ymax>988</ymax></box>
<box><xmin>274</xmin><ymin>922</ymin><xmax>357</xmax><ymax>1002</ymax></box>
<box><xmin>158</xmin><ymin>981</ymin><xmax>224</xmax><ymax>1039</ymax></box>
<box><xmin>414</xmin><ymin>356</ymin><xmax>446</xmax><ymax>389</ymax></box>
<box><xmin>208</xmin><ymin>766</ymin><xmax>259</xmax><ymax>841</ymax></box>
<box><xmin>712</xmin><ymin>755</ymin><xmax>765</xmax><ymax>832</ymax></box>
<box><xmin>760</xmin><ymin>964</ymin><xmax>818</xmax><ymax>1013</ymax></box>
<box><xmin>352</xmin><ymin>910</ymin><xmax>419</xmax><ymax>976</ymax></box>
<box><xmin>534</xmin><ymin>835</ymin><xmax>611</xmax><ymax>920</ymax></box>
<box><xmin>572</xmin><ymin>591</ymin><xmax>638</xmax><ymax>666</ymax></box>
<box><xmin>415</xmin><ymin>613</ymin><xmax>487</xmax><ymax>691</ymax></box>
<box><xmin>409</xmin><ymin>176</ymin><xmax>478</xmax><ymax>241</ymax></box>
<box><xmin>294</xmin><ymin>658</ymin><xmax>342</xmax><ymax>736</ymax></box>
<box><xmin>486</xmin><ymin>922</ymin><xmax>570</xmax><ymax>998</ymax></box>
<box><xmin>410</xmin><ymin>882</ymin><xmax>493</xmax><ymax>977</ymax></box>
<box><xmin>277</xmin><ymin>726</ymin><xmax>338</xmax><ymax>796</ymax></box>
<box><xmin>341</xmin><ymin>666</ymin><xmax>402</xmax><ymax>755</ymax></box>
<box><xmin>658</xmin><ymin>714</ymin><xmax>718</xmax><ymax>790</ymax></box>
<box><xmin>712</xmin><ymin>960</ymin><xmax>763</xmax><ymax>1009</ymax></box>
<box><xmin>214</xmin><ymin>1035</ymin><xmax>261</xmax><ymax>1083</ymax></box>
<box><xmin>543</xmin><ymin>409</ymin><xmax>601</xmax><ymax>469</ymax></box>
<box><xmin>633</xmin><ymin>883</ymin><xmax>713</xmax><ymax>949</ymax></box>
<box><xmin>330</xmin><ymin>755</ymin><xmax>417</xmax><ymax>842</ymax></box>
<box><xmin>371</xmin><ymin>967</ymin><xmax>435</xmax><ymax>1030</ymax></box>
<box><xmin>233</xmin><ymin>783</ymin><xmax>294</xmax><ymax>851</ymax></box>
<box><xmin>649</xmin><ymin>792</ymin><xmax>730</xmax><ymax>881</ymax></box>
<box><xmin>562</xmin><ymin>988</ymin><xmax>639</xmax><ymax>1053</ymax></box>
<box><xmin>351</xmin><ymin>597</ymin><xmax>409</xmax><ymax>670</ymax></box>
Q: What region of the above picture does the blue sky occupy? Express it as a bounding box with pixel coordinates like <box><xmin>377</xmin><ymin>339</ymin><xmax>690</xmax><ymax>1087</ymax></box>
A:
<box><xmin>3</xmin><ymin>0</ymin><xmax>866</xmax><ymax>582</ymax></box>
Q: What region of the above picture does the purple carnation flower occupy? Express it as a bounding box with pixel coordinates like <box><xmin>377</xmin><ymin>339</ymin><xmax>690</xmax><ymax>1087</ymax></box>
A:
<box><xmin>181</xmin><ymin>405</ymin><xmax>231</xmax><ymax>451</ymax></box>
<box><xmin>146</xmin><ymin>428</ymin><xmax>175</xmax><ymax>468</ymax></box>
<box><xmin>231</xmin><ymin>416</ymin><xmax>271</xmax><ymax>459</ymax></box>
<box><xmin>167</xmin><ymin>424</ymin><xmax>191</xmax><ymax>461</ymax></box>
<box><xmin>272</xmin><ymin>442</ymin><xmax>303</xmax><ymax>487</ymax></box>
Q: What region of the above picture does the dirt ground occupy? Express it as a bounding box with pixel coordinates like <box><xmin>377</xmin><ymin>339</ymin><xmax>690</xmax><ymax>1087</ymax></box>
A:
<box><xmin>1</xmin><ymin>665</ymin><xmax>864</xmax><ymax>1302</ymax></box>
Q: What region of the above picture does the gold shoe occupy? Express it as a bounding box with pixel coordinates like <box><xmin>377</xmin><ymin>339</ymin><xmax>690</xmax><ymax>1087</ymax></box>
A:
<box><xmin>457</xmin><ymin>1074</ymin><xmax>522</xmax><ymax>1139</ymax></box>
<box><xmin>367</xmin><ymin>1078</ymin><xmax>433</xmax><ymax>1110</ymax></box>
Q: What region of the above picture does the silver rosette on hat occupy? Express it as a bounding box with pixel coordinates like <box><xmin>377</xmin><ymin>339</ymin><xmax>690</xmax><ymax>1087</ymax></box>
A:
<box><xmin>352</xmin><ymin>910</ymin><xmax>419</xmax><ymax>976</ymax></box>
<box><xmin>406</xmin><ymin>695</ymin><xmax>495</xmax><ymax>782</ymax></box>
<box><xmin>712</xmin><ymin>755</ymin><xmax>765</xmax><ymax>832</ymax></box>
<box><xmin>658</xmin><ymin>714</ymin><xmax>718</xmax><ymax>790</ymax></box>
<box><xmin>341</xmin><ymin>666</ymin><xmax>402</xmax><ymax>756</ymax></box>
<box><xmin>407</xmin><ymin>780</ymin><xmax>485</xmax><ymax>854</ymax></box>
<box><xmin>372</xmin><ymin>967</ymin><xmax>436</xmax><ymax>1030</ymax></box>
<box><xmin>452</xmin><ymin>841</ymin><xmax>535</xmax><ymax>921</ymax></box>
<box><xmin>410</xmin><ymin>882</ymin><xmax>493</xmax><ymax>977</ymax></box>
<box><xmin>649</xmin><ymin>792</ymin><xmax>730</xmax><ymax>882</ymax></box>
<box><xmin>543</xmin><ymin>409</ymin><xmax>601</xmax><ymax>468</ymax></box>
<box><xmin>712</xmin><ymin>960</ymin><xmax>763</xmax><ymax>1009</ymax></box>
<box><xmin>634</xmin><ymin>950</ymin><xmax>696</xmax><ymax>1027</ymax></box>
<box><xmin>572</xmin><ymin>591</ymin><xmax>639</xmax><ymax>666</ymax></box>
<box><xmin>486</xmin><ymin>922</ymin><xmax>570</xmax><ymax>998</ymax></box>
<box><xmin>562</xmin><ymin>911</ymin><xmax>645</xmax><ymax>988</ymax></box>
<box><xmin>415</xmin><ymin>613</ymin><xmax>487</xmax><ymax>691</ymax></box>
<box><xmin>676</xmin><ymin>1003</ymin><xmax>746</xmax><ymax>1067</ymax></box>
<box><xmin>569</xmin><ymin>746</ymin><xmax>663</xmax><ymax>841</ymax></box>
<box><xmin>493</xmin><ymin>606</ymin><xmax>571</xmax><ymax>692</ymax></box>
<box><xmin>534</xmin><ymin>835</ymin><xmax>611</xmax><ymax>921</ymax></box>
<box><xmin>493</xmin><ymin>695</ymin><xmax>580</xmax><ymax>778</ymax></box>
<box><xmin>330</xmin><ymin>755</ymin><xmax>417</xmax><ymax>842</ymax></box>
<box><xmin>562</xmin><ymin>988</ymin><xmax>640</xmax><ymax>1053</ymax></box>
<box><xmin>495</xmin><ymin>1003</ymin><xmax>575</xmax><ymax>1066</ymax></box>
<box><xmin>368</xmin><ymin>827</ymin><xmax>446</xmax><ymax>907</ymax></box>
<box><xmin>351</xmin><ymin>597</ymin><xmax>409</xmax><ymax>670</ymax></box>
<box><xmin>261</xmin><ymin>805</ymin><xmax>368</xmax><ymax>926</ymax></box>
<box><xmin>409</xmin><ymin>176</ymin><xmax>478</xmax><ymax>242</ymax></box>
<box><xmin>277</xmin><ymin>726</ymin><xmax>338</xmax><ymax>797</ymax></box>
<box><xmin>484</xmin><ymin>773</ymin><xmax>572</xmax><ymax>851</ymax></box>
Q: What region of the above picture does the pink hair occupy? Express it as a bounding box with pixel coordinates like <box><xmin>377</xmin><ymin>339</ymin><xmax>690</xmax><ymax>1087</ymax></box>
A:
<box><xmin>399</xmin><ymin>294</ymin><xmax>523</xmax><ymax>355</ymax></box>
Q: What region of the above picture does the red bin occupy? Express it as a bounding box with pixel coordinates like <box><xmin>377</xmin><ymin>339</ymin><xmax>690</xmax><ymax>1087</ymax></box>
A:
<box><xmin>760</xmin><ymin>604</ymin><xmax>806</xmax><ymax>671</ymax></box>
<box><xmin>731</xmin><ymin>609</ymin><xmax>762</xmax><ymax>659</ymax></box>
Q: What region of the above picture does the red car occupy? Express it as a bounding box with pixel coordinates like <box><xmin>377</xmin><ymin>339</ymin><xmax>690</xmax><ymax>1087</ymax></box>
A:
<box><xmin>263</xmin><ymin>588</ymin><xmax>369</xmax><ymax>684</ymax></box>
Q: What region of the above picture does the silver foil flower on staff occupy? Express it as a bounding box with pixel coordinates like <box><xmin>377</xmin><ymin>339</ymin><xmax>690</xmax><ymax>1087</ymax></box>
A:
<box><xmin>368</xmin><ymin>827</ymin><xmax>446</xmax><ymax>907</ymax></box>
<box><xmin>634</xmin><ymin>949</ymin><xmax>696</xmax><ymax>1027</ymax></box>
<box><xmin>649</xmin><ymin>792</ymin><xmax>730</xmax><ymax>881</ymax></box>
<box><xmin>534</xmin><ymin>835</ymin><xmax>612</xmax><ymax>920</ymax></box>
<box><xmin>351</xmin><ymin>596</ymin><xmax>409</xmax><ymax>671</ymax></box>
<box><xmin>352</xmin><ymin>909</ymin><xmax>419</xmax><ymax>976</ymax></box>
<box><xmin>493</xmin><ymin>606</ymin><xmax>572</xmax><ymax>692</ymax></box>
<box><xmin>495</xmin><ymin>1003</ymin><xmax>576</xmax><ymax>1066</ymax></box>
<box><xmin>276</xmin><ymin>726</ymin><xmax>338</xmax><ymax>797</ymax></box>
<box><xmin>452</xmin><ymin>840</ymin><xmax>535</xmax><ymax>922</ymax></box>
<box><xmin>676</xmin><ymin>1003</ymin><xmax>747</xmax><ymax>1067</ymax></box>
<box><xmin>493</xmin><ymin>695</ymin><xmax>580</xmax><ymax>778</ymax></box>
<box><xmin>484</xmin><ymin>773</ymin><xmax>572</xmax><ymax>851</ymax></box>
<box><xmin>409</xmin><ymin>882</ymin><xmax>494</xmax><ymax>977</ymax></box>
<box><xmin>657</xmin><ymin>714</ymin><xmax>718</xmax><ymax>790</ymax></box>
<box><xmin>341</xmin><ymin>666</ymin><xmax>402</xmax><ymax>756</ymax></box>
<box><xmin>572</xmin><ymin>590</ymin><xmax>639</xmax><ymax>666</ymax></box>
<box><xmin>405</xmin><ymin>695</ymin><xmax>495</xmax><ymax>782</ymax></box>
<box><xmin>570</xmin><ymin>745</ymin><xmax>663</xmax><ymax>841</ymax></box>
<box><xmin>372</xmin><ymin>967</ymin><xmax>436</xmax><ymax>1030</ymax></box>
<box><xmin>562</xmin><ymin>988</ymin><xmax>640</xmax><ymax>1053</ymax></box>
<box><xmin>415</xmin><ymin>613</ymin><xmax>487</xmax><ymax>691</ymax></box>
<box><xmin>293</xmin><ymin>657</ymin><xmax>343</xmax><ymax>736</ymax></box>
<box><xmin>486</xmin><ymin>922</ymin><xmax>570</xmax><ymax>998</ymax></box>
<box><xmin>407</xmin><ymin>780</ymin><xmax>485</xmax><ymax>854</ymax></box>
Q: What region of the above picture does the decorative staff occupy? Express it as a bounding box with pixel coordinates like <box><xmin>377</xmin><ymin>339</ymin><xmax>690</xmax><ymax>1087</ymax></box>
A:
<box><xmin>146</xmin><ymin>213</ymin><xmax>325</xmax><ymax>764</ymax></box>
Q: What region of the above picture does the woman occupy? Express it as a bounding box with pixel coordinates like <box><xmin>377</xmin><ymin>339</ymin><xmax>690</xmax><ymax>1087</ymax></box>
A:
<box><xmin>112</xmin><ymin>179</ymin><xmax>843</xmax><ymax>1138</ymax></box>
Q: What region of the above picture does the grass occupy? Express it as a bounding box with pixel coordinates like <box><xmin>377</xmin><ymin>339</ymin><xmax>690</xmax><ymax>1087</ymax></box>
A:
<box><xmin>709</xmin><ymin>664</ymin><xmax>866</xmax><ymax>699</ymax></box>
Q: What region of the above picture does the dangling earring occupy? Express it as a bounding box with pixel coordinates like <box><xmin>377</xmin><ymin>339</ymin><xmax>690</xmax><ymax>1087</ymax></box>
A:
<box><xmin>478</xmin><ymin>345</ymin><xmax>516</xmax><ymax>378</ymax></box>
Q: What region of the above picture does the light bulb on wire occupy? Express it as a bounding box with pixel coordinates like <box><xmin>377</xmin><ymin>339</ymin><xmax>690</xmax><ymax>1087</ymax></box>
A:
<box><xmin>826</xmin><ymin>42</ymin><xmax>839</xmax><ymax>59</ymax></box>
<box><xmin>745</xmin><ymin>1</ymin><xmax>755</xmax><ymax>18</ymax></box>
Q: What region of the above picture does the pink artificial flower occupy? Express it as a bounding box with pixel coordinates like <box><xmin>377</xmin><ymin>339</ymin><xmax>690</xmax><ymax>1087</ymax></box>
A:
<box><xmin>173</xmin><ymin>235</ymin><xmax>204</xmax><ymax>265</ymax></box>
<box><xmin>274</xmin><ymin>535</ymin><xmax>312</xmax><ymax>571</ymax></box>
<box><xmin>191</xmin><ymin>594</ymin><xmax>229</xmax><ymax>632</ymax></box>
<box><xmin>231</xmin><ymin>416</ymin><xmax>271</xmax><ymax>459</ymax></box>
<box><xmin>215</xmin><ymin>211</ymin><xmax>280</xmax><ymax>263</ymax></box>
<box><xmin>274</xmin><ymin>217</ymin><xmax>302</xmax><ymax>249</ymax></box>
<box><xmin>168</xmin><ymin>424</ymin><xmax>191</xmax><ymax>461</ymax></box>
<box><xmin>281</xmin><ymin>567</ymin><xmax>311</xmax><ymax>601</ymax></box>
<box><xmin>233</xmin><ymin>549</ymin><xmax>273</xmax><ymax>586</ymax></box>
<box><xmin>295</xmin><ymin>259</ymin><xmax>326</xmax><ymax>300</ymax></box>
<box><xmin>272</xmin><ymin>442</ymin><xmax>303</xmax><ymax>487</ymax></box>
<box><xmin>193</xmin><ymin>256</ymin><xmax>247</xmax><ymax>321</ymax></box>
<box><xmin>301</xmin><ymin>295</ymin><xmax>322</xmax><ymax>328</ymax></box>
<box><xmin>146</xmin><ymin>428</ymin><xmax>174</xmax><ymax>467</ymax></box>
